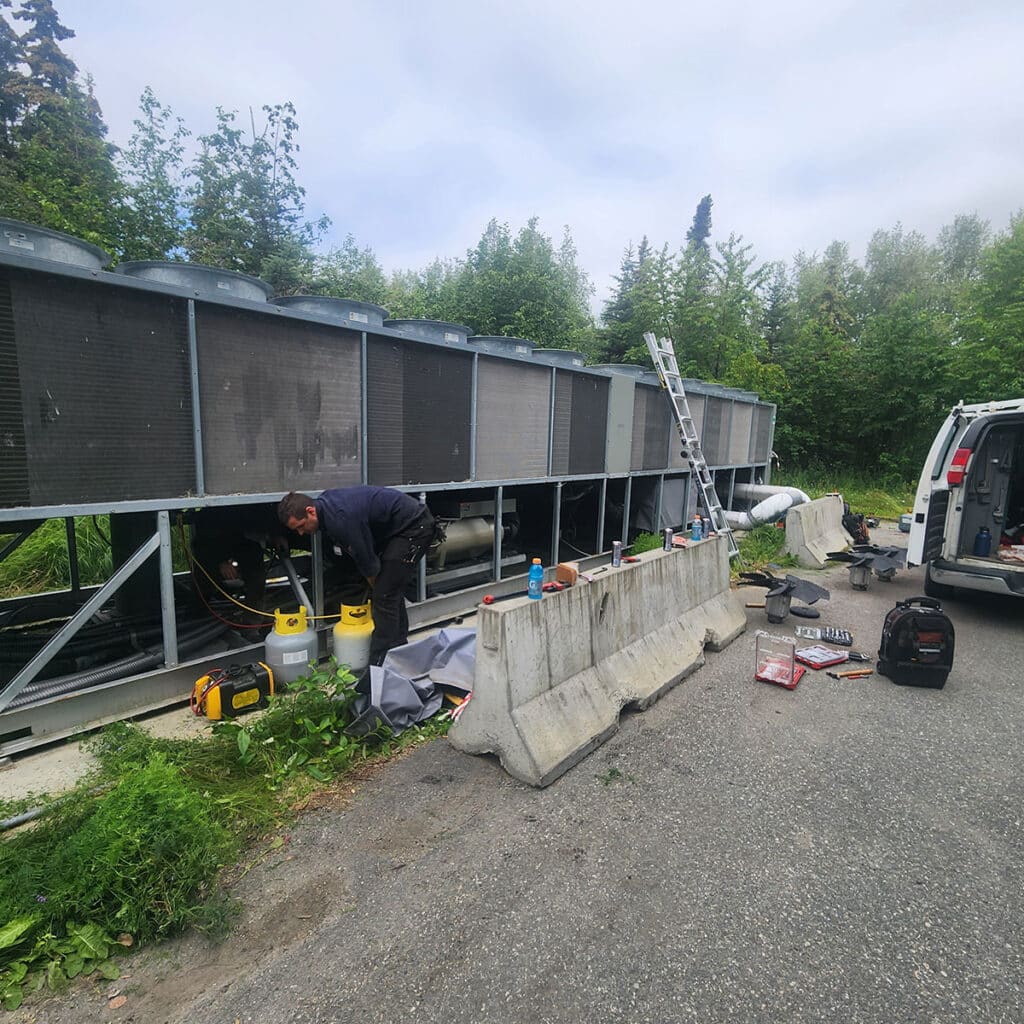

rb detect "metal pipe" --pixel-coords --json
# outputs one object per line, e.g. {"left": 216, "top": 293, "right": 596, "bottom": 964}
{"left": 280, "top": 555, "right": 315, "bottom": 615}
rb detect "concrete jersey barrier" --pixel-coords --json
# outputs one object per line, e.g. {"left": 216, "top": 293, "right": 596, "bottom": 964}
{"left": 783, "top": 495, "right": 853, "bottom": 568}
{"left": 448, "top": 535, "right": 746, "bottom": 787}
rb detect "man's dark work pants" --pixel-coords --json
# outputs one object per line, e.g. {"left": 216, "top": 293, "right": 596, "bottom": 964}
{"left": 369, "top": 511, "right": 436, "bottom": 665}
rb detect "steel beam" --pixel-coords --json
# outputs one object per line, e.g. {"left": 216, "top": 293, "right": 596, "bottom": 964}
{"left": 0, "top": 531, "right": 160, "bottom": 710}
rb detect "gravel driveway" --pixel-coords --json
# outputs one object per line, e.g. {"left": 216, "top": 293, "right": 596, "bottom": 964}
{"left": 28, "top": 529, "right": 1024, "bottom": 1024}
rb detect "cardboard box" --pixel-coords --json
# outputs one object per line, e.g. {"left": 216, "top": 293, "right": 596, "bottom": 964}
{"left": 555, "top": 561, "right": 579, "bottom": 586}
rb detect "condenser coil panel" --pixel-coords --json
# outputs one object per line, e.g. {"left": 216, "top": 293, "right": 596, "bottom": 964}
{"left": 751, "top": 405, "right": 774, "bottom": 462}
{"left": 550, "top": 371, "right": 610, "bottom": 476}
{"left": 631, "top": 384, "right": 671, "bottom": 471}
{"left": 195, "top": 306, "right": 363, "bottom": 494}
{"left": 701, "top": 397, "right": 728, "bottom": 466}
{"left": 1, "top": 267, "right": 194, "bottom": 507}
{"left": 475, "top": 357, "right": 551, "bottom": 481}
{"left": 366, "top": 337, "right": 472, "bottom": 485}
{"left": 550, "top": 372, "right": 572, "bottom": 475}
{"left": 729, "top": 403, "right": 754, "bottom": 465}
{"left": 567, "top": 374, "right": 609, "bottom": 475}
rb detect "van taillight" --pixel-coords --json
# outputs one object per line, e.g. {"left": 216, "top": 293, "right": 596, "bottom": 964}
{"left": 947, "top": 447, "right": 972, "bottom": 485}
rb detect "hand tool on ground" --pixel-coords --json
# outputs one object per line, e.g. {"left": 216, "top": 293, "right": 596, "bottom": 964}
{"left": 579, "top": 567, "right": 609, "bottom": 582}
{"left": 826, "top": 668, "right": 874, "bottom": 679}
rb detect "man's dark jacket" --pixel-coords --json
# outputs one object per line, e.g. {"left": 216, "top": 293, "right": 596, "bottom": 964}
{"left": 314, "top": 486, "right": 426, "bottom": 578}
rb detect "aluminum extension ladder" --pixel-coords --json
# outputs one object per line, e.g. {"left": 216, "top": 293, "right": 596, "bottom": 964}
{"left": 643, "top": 332, "right": 740, "bottom": 559}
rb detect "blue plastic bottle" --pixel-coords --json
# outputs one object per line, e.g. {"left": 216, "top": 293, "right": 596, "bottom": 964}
{"left": 690, "top": 517, "right": 703, "bottom": 542}
{"left": 527, "top": 558, "right": 544, "bottom": 599}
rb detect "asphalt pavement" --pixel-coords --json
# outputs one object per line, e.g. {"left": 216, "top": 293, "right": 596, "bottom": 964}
{"left": 31, "top": 527, "right": 1024, "bottom": 1024}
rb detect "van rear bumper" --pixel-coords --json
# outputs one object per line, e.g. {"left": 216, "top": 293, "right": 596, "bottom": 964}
{"left": 931, "top": 558, "right": 1024, "bottom": 596}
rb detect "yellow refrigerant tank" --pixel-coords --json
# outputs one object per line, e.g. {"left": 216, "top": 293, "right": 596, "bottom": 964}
{"left": 264, "top": 607, "right": 318, "bottom": 685}
{"left": 333, "top": 602, "right": 373, "bottom": 674}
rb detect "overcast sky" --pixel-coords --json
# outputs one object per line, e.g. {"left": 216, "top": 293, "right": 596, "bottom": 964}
{"left": 54, "top": 0, "right": 1024, "bottom": 310}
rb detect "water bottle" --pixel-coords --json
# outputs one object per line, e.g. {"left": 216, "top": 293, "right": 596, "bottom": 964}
{"left": 527, "top": 558, "right": 544, "bottom": 599}
{"left": 611, "top": 541, "right": 622, "bottom": 567}
{"left": 973, "top": 526, "right": 992, "bottom": 557}
{"left": 690, "top": 517, "right": 702, "bottom": 542}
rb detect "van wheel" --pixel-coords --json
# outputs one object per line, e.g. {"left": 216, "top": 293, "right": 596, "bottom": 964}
{"left": 924, "top": 563, "right": 954, "bottom": 599}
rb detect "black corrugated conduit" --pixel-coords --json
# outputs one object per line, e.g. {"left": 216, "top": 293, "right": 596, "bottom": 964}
{"left": 7, "top": 619, "right": 229, "bottom": 710}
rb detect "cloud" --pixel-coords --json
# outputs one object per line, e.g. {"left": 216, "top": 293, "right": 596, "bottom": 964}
{"left": 52, "top": 0, "right": 1024, "bottom": 310}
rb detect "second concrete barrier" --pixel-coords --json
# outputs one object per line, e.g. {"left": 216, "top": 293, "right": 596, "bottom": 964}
{"left": 783, "top": 495, "right": 853, "bottom": 568}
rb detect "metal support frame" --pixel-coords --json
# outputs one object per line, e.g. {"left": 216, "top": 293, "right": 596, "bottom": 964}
{"left": 0, "top": 250, "right": 778, "bottom": 754}
{"left": 655, "top": 475, "right": 665, "bottom": 532}
{"left": 0, "top": 531, "right": 160, "bottom": 711}
{"left": 551, "top": 481, "right": 563, "bottom": 565}
{"left": 64, "top": 518, "right": 80, "bottom": 593}
{"left": 0, "top": 521, "right": 42, "bottom": 564}
{"left": 622, "top": 476, "right": 632, "bottom": 544}
{"left": 311, "top": 531, "right": 325, "bottom": 617}
{"left": 157, "top": 511, "right": 178, "bottom": 667}
{"left": 417, "top": 491, "right": 428, "bottom": 602}
{"left": 493, "top": 486, "right": 504, "bottom": 581}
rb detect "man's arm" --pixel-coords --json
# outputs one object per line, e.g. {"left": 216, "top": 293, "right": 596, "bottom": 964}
{"left": 345, "top": 517, "right": 382, "bottom": 580}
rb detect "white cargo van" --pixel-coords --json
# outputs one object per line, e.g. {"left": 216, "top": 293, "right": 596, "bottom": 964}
{"left": 908, "top": 398, "right": 1024, "bottom": 598}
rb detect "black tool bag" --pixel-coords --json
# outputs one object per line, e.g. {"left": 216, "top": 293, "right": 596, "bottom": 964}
{"left": 877, "top": 596, "right": 955, "bottom": 689}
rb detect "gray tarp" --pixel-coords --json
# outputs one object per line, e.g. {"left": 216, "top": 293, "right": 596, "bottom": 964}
{"left": 347, "top": 627, "right": 475, "bottom": 736}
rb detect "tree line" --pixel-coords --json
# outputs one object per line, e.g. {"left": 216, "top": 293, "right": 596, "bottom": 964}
{"left": 1, "top": 1, "right": 1021, "bottom": 479}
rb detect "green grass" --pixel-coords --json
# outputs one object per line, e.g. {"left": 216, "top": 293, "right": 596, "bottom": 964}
{"left": 773, "top": 469, "right": 916, "bottom": 520}
{"left": 734, "top": 523, "right": 799, "bottom": 575}
{"left": 0, "top": 516, "right": 189, "bottom": 599}
{"left": 0, "top": 659, "right": 451, "bottom": 1008}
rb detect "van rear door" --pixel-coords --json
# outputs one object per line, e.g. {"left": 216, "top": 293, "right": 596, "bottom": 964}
{"left": 907, "top": 410, "right": 968, "bottom": 566}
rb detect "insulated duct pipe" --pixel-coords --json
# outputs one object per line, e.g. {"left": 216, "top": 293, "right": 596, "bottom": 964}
{"left": 723, "top": 492, "right": 799, "bottom": 531}
{"left": 732, "top": 483, "right": 811, "bottom": 505}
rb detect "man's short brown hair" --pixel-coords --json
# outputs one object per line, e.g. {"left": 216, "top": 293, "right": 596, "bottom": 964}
{"left": 278, "top": 491, "right": 315, "bottom": 526}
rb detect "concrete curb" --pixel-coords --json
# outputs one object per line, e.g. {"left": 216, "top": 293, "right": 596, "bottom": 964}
{"left": 448, "top": 536, "right": 746, "bottom": 787}
{"left": 784, "top": 495, "right": 854, "bottom": 568}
